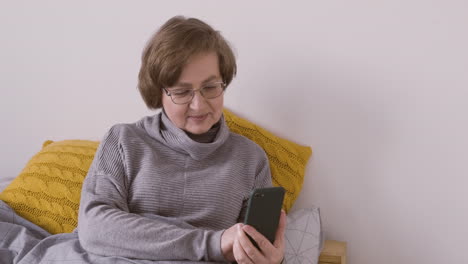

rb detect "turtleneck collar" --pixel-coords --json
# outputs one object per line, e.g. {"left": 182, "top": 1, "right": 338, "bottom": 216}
{"left": 141, "top": 111, "right": 230, "bottom": 161}
{"left": 184, "top": 121, "right": 221, "bottom": 143}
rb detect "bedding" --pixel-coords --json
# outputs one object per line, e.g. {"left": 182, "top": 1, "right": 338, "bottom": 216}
{"left": 0, "top": 195, "right": 322, "bottom": 264}
{"left": 1, "top": 174, "right": 322, "bottom": 263}
{"left": 284, "top": 208, "right": 323, "bottom": 263}
{"left": 1, "top": 199, "right": 203, "bottom": 264}
{"left": 0, "top": 163, "right": 321, "bottom": 262}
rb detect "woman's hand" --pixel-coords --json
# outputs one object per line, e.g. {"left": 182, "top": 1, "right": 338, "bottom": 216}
{"left": 232, "top": 210, "right": 287, "bottom": 264}
{"left": 221, "top": 223, "right": 241, "bottom": 261}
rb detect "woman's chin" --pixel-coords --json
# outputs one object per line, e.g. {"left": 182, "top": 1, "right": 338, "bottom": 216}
{"left": 184, "top": 116, "right": 215, "bottom": 134}
{"left": 183, "top": 123, "right": 211, "bottom": 135}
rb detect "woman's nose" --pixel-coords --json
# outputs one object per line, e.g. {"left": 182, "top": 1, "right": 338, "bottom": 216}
{"left": 189, "top": 90, "right": 207, "bottom": 109}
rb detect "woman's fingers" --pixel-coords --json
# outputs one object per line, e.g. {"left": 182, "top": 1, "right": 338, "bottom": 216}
{"left": 274, "top": 210, "right": 287, "bottom": 249}
{"left": 221, "top": 223, "right": 242, "bottom": 262}
{"left": 238, "top": 225, "right": 268, "bottom": 263}
{"left": 241, "top": 225, "right": 274, "bottom": 253}
{"left": 233, "top": 224, "right": 254, "bottom": 264}
{"left": 234, "top": 211, "right": 287, "bottom": 264}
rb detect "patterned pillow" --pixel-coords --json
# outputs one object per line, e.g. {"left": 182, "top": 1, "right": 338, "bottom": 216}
{"left": 0, "top": 140, "right": 99, "bottom": 234}
{"left": 0, "top": 109, "right": 312, "bottom": 233}
{"left": 284, "top": 207, "right": 323, "bottom": 264}
{"left": 223, "top": 109, "right": 312, "bottom": 211}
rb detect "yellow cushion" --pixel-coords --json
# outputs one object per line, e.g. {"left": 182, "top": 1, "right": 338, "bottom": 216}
{"left": 0, "top": 140, "right": 99, "bottom": 234}
{"left": 0, "top": 110, "right": 311, "bottom": 233}
{"left": 223, "top": 109, "right": 312, "bottom": 211}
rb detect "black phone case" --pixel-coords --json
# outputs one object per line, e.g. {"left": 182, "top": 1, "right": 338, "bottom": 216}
{"left": 243, "top": 187, "right": 285, "bottom": 244}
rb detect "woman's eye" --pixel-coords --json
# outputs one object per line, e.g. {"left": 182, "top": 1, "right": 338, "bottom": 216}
{"left": 203, "top": 85, "right": 217, "bottom": 90}
{"left": 173, "top": 90, "right": 191, "bottom": 96}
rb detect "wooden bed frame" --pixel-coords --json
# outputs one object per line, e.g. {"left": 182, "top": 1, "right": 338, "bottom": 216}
{"left": 319, "top": 240, "right": 347, "bottom": 264}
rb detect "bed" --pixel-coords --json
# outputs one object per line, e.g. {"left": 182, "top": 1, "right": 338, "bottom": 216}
{"left": 0, "top": 109, "right": 346, "bottom": 263}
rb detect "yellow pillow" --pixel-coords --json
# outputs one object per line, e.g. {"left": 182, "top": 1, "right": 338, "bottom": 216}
{"left": 223, "top": 109, "right": 312, "bottom": 212}
{"left": 0, "top": 140, "right": 99, "bottom": 234}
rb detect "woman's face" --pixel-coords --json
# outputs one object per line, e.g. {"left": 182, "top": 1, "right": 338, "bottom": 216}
{"left": 162, "top": 52, "right": 224, "bottom": 135}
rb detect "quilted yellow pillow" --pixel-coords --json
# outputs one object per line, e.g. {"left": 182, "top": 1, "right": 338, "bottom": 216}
{"left": 223, "top": 109, "right": 312, "bottom": 211}
{"left": 0, "top": 140, "right": 99, "bottom": 234}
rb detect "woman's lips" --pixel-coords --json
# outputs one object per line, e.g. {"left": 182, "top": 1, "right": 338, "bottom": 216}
{"left": 188, "top": 114, "right": 208, "bottom": 121}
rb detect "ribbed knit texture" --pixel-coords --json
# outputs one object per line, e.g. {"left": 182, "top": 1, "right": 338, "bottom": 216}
{"left": 77, "top": 112, "right": 272, "bottom": 262}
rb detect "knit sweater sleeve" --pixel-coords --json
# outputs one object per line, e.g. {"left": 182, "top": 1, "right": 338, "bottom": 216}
{"left": 77, "top": 125, "right": 226, "bottom": 262}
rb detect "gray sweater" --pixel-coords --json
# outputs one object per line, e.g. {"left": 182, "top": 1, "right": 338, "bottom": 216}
{"left": 77, "top": 112, "right": 272, "bottom": 263}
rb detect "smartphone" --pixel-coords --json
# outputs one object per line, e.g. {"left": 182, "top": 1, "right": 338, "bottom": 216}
{"left": 243, "top": 187, "right": 285, "bottom": 247}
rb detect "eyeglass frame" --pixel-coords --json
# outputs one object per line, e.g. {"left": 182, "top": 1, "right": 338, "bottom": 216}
{"left": 162, "top": 81, "right": 227, "bottom": 105}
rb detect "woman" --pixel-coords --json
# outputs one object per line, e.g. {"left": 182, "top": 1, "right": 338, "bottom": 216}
{"left": 77, "top": 16, "right": 286, "bottom": 263}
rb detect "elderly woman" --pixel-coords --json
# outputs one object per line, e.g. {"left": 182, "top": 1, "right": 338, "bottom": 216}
{"left": 77, "top": 16, "right": 286, "bottom": 263}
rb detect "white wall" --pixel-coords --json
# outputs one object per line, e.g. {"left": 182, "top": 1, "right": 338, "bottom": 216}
{"left": 1, "top": 1, "right": 467, "bottom": 263}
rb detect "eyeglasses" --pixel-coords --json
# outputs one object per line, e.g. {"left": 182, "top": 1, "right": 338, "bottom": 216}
{"left": 163, "top": 81, "right": 226, "bottom": 105}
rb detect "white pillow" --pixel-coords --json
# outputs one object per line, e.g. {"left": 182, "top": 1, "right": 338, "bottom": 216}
{"left": 284, "top": 207, "right": 323, "bottom": 264}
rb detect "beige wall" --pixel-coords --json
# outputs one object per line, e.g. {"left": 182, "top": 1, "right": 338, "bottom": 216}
{"left": 1, "top": 1, "right": 467, "bottom": 263}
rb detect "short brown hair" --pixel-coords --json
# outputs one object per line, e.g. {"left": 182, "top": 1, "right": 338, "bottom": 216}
{"left": 138, "top": 16, "right": 237, "bottom": 109}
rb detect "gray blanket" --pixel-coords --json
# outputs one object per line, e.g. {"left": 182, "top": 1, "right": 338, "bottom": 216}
{"left": 0, "top": 201, "right": 323, "bottom": 264}
{"left": 0, "top": 201, "right": 213, "bottom": 264}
